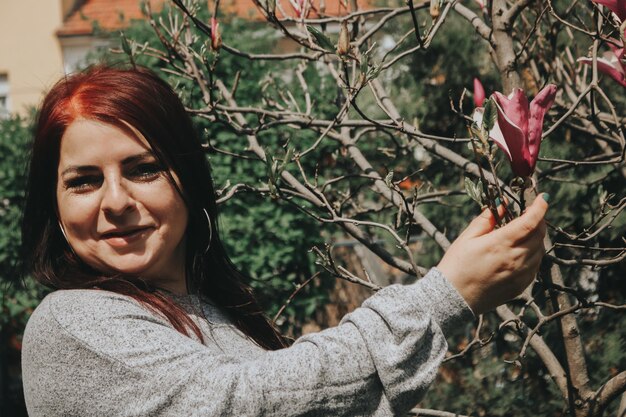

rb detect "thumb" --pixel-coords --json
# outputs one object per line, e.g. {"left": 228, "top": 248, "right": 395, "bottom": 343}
{"left": 460, "top": 207, "right": 497, "bottom": 239}
{"left": 498, "top": 193, "right": 549, "bottom": 243}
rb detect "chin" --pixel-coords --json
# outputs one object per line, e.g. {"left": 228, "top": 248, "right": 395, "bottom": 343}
{"left": 98, "top": 255, "right": 156, "bottom": 277}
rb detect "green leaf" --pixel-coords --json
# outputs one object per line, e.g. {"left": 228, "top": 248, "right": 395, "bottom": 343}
{"left": 384, "top": 171, "right": 394, "bottom": 188}
{"left": 306, "top": 26, "right": 335, "bottom": 52}
{"left": 482, "top": 98, "right": 497, "bottom": 132}
{"left": 469, "top": 124, "right": 483, "bottom": 141}
{"left": 366, "top": 65, "right": 382, "bottom": 81}
{"left": 120, "top": 31, "right": 132, "bottom": 56}
{"left": 360, "top": 50, "right": 369, "bottom": 76}
{"left": 464, "top": 177, "right": 484, "bottom": 206}
{"left": 283, "top": 145, "right": 294, "bottom": 167}
{"left": 265, "top": 153, "right": 275, "bottom": 182}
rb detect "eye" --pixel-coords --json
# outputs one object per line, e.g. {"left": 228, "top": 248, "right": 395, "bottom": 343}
{"left": 128, "top": 162, "right": 165, "bottom": 180}
{"left": 64, "top": 175, "right": 102, "bottom": 192}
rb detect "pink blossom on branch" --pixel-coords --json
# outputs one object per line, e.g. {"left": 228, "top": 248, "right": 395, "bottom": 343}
{"left": 473, "top": 85, "right": 558, "bottom": 177}
{"left": 578, "top": 48, "right": 626, "bottom": 88}
{"left": 473, "top": 78, "right": 486, "bottom": 107}
{"left": 609, "top": 37, "right": 625, "bottom": 60}
{"left": 210, "top": 17, "right": 222, "bottom": 50}
{"left": 578, "top": 2, "right": 626, "bottom": 87}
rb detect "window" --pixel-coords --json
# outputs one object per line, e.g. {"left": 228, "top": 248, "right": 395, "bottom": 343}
{"left": 0, "top": 74, "right": 9, "bottom": 119}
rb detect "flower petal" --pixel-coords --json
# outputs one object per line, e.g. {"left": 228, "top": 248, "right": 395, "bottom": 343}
{"left": 473, "top": 78, "right": 486, "bottom": 107}
{"left": 601, "top": 50, "right": 626, "bottom": 73}
{"left": 527, "top": 84, "right": 557, "bottom": 171}
{"left": 492, "top": 98, "right": 533, "bottom": 177}
{"left": 472, "top": 107, "right": 512, "bottom": 160}
{"left": 471, "top": 106, "right": 483, "bottom": 125}
{"left": 493, "top": 89, "right": 530, "bottom": 140}
{"left": 578, "top": 55, "right": 626, "bottom": 88}
{"left": 607, "top": 38, "right": 624, "bottom": 61}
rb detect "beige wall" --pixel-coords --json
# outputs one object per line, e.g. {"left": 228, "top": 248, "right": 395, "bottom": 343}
{"left": 0, "top": 1, "right": 65, "bottom": 115}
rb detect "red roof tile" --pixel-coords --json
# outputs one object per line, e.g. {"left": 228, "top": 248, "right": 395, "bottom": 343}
{"left": 57, "top": 0, "right": 165, "bottom": 37}
{"left": 57, "top": 0, "right": 374, "bottom": 37}
{"left": 219, "top": 0, "right": 374, "bottom": 20}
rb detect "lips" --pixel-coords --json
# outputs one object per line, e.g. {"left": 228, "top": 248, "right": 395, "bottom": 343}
{"left": 101, "top": 226, "right": 153, "bottom": 248}
{"left": 101, "top": 226, "right": 152, "bottom": 239}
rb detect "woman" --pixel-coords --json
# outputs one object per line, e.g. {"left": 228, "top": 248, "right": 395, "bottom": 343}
{"left": 21, "top": 65, "right": 548, "bottom": 416}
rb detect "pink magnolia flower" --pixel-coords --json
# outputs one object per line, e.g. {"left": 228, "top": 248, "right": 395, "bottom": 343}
{"left": 578, "top": 1, "right": 626, "bottom": 87}
{"left": 473, "top": 78, "right": 486, "bottom": 107}
{"left": 578, "top": 40, "right": 626, "bottom": 88}
{"left": 473, "top": 84, "right": 557, "bottom": 177}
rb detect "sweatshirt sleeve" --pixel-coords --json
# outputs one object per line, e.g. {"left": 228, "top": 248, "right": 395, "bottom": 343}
{"left": 22, "top": 268, "right": 474, "bottom": 417}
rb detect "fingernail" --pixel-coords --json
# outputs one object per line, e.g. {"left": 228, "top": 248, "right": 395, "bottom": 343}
{"left": 542, "top": 193, "right": 550, "bottom": 203}
{"left": 494, "top": 197, "right": 501, "bottom": 206}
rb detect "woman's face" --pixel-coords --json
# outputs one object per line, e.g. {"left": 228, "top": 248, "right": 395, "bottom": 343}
{"left": 56, "top": 118, "right": 189, "bottom": 291}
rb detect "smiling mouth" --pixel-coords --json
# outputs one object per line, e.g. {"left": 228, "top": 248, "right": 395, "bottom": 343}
{"left": 101, "top": 227, "right": 153, "bottom": 246}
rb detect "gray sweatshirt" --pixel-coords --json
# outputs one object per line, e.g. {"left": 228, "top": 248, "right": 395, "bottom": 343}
{"left": 22, "top": 268, "right": 473, "bottom": 416}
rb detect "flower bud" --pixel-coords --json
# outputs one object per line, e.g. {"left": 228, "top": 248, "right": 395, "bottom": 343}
{"left": 336, "top": 21, "right": 350, "bottom": 56}
{"left": 210, "top": 17, "right": 222, "bottom": 51}
{"left": 473, "top": 78, "right": 485, "bottom": 107}
{"left": 430, "top": 0, "right": 440, "bottom": 18}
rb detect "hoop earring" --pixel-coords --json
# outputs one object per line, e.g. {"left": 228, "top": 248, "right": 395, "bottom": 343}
{"left": 58, "top": 221, "right": 69, "bottom": 242}
{"left": 202, "top": 208, "right": 213, "bottom": 254}
{"left": 58, "top": 221, "right": 76, "bottom": 256}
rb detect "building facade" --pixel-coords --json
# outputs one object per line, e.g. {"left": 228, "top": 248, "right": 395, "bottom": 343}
{"left": 0, "top": 0, "right": 71, "bottom": 116}
{"left": 0, "top": 0, "right": 371, "bottom": 116}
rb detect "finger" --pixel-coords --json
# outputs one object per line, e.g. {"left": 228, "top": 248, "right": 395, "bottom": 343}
{"left": 495, "top": 199, "right": 508, "bottom": 218}
{"left": 528, "top": 215, "right": 547, "bottom": 239}
{"left": 460, "top": 207, "right": 497, "bottom": 239}
{"left": 496, "top": 194, "right": 549, "bottom": 244}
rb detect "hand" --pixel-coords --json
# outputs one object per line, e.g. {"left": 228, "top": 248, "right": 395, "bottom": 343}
{"left": 436, "top": 194, "right": 548, "bottom": 315}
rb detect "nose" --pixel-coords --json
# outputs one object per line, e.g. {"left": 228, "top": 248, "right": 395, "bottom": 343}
{"left": 101, "top": 176, "right": 134, "bottom": 216}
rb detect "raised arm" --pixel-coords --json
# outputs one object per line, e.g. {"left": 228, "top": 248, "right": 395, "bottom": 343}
{"left": 22, "top": 196, "right": 548, "bottom": 417}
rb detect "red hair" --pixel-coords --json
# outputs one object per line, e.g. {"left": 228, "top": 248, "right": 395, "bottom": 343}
{"left": 21, "top": 65, "right": 286, "bottom": 349}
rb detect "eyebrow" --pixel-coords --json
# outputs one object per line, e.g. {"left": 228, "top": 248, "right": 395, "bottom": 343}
{"left": 60, "top": 151, "right": 156, "bottom": 177}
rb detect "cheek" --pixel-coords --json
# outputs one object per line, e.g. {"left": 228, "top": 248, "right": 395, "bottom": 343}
{"left": 57, "top": 192, "right": 99, "bottom": 240}
{"left": 167, "top": 195, "right": 189, "bottom": 237}
{"left": 144, "top": 182, "right": 188, "bottom": 235}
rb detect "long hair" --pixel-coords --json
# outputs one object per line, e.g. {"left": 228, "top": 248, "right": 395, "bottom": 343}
{"left": 20, "top": 65, "right": 285, "bottom": 350}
